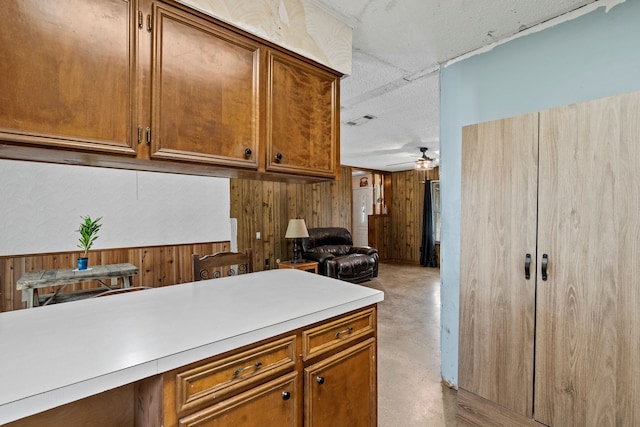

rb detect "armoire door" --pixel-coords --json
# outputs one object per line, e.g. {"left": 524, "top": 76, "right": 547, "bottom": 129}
{"left": 459, "top": 113, "right": 539, "bottom": 417}
{"left": 535, "top": 91, "right": 640, "bottom": 426}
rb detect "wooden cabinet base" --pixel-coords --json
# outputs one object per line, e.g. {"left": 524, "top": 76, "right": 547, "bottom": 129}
{"left": 457, "top": 389, "right": 540, "bottom": 427}
{"left": 4, "top": 385, "right": 134, "bottom": 427}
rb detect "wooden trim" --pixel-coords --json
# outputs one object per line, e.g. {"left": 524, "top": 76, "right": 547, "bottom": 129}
{"left": 457, "top": 389, "right": 542, "bottom": 427}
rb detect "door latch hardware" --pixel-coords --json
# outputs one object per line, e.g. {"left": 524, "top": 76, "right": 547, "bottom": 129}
{"left": 541, "top": 253, "right": 549, "bottom": 281}
{"left": 524, "top": 253, "right": 531, "bottom": 280}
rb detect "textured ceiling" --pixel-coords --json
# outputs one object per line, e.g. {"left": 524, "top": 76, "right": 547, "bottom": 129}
{"left": 314, "top": 0, "right": 599, "bottom": 171}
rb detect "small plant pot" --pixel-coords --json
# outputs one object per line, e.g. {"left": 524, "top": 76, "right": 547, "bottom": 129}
{"left": 77, "top": 257, "right": 89, "bottom": 270}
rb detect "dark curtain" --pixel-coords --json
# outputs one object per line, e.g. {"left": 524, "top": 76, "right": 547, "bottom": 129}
{"left": 420, "top": 179, "right": 438, "bottom": 267}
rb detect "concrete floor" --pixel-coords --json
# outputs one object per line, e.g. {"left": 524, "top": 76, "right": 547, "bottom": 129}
{"left": 362, "top": 262, "right": 458, "bottom": 426}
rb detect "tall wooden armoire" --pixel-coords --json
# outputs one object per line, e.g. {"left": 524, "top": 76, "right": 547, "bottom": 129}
{"left": 458, "top": 91, "right": 640, "bottom": 427}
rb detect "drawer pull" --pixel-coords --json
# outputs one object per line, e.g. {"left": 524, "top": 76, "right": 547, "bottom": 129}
{"left": 335, "top": 327, "right": 353, "bottom": 338}
{"left": 233, "top": 361, "right": 262, "bottom": 377}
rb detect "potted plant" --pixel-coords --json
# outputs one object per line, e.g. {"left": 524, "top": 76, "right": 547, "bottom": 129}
{"left": 76, "top": 215, "right": 102, "bottom": 270}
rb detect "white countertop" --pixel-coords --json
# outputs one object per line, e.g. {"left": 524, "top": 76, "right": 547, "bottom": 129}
{"left": 0, "top": 269, "right": 383, "bottom": 424}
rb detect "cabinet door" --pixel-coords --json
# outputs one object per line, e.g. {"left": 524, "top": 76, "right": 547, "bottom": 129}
{"left": 535, "top": 92, "right": 640, "bottom": 426}
{"left": 150, "top": 3, "right": 260, "bottom": 169}
{"left": 178, "top": 373, "right": 297, "bottom": 427}
{"left": 304, "top": 338, "right": 376, "bottom": 427}
{"left": 459, "top": 113, "right": 538, "bottom": 417}
{"left": 266, "top": 50, "right": 339, "bottom": 178}
{"left": 0, "top": 0, "right": 137, "bottom": 154}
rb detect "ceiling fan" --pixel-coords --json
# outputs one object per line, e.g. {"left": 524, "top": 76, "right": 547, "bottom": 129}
{"left": 386, "top": 147, "right": 435, "bottom": 168}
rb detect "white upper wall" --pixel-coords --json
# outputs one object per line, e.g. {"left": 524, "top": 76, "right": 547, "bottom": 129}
{"left": 0, "top": 160, "right": 230, "bottom": 256}
{"left": 179, "top": 0, "right": 353, "bottom": 75}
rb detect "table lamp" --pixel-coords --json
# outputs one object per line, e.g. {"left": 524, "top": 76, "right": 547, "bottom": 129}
{"left": 285, "top": 218, "right": 309, "bottom": 263}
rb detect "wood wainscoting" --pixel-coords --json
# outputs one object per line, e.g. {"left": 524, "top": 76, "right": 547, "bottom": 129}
{"left": 0, "top": 241, "right": 230, "bottom": 312}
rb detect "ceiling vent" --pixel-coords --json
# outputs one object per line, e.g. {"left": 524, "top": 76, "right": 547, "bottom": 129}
{"left": 345, "top": 114, "right": 377, "bottom": 126}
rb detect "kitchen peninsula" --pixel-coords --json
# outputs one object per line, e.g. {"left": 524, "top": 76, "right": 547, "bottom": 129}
{"left": 0, "top": 269, "right": 383, "bottom": 426}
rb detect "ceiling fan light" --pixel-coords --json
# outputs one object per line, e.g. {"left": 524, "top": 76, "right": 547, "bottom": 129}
{"left": 415, "top": 158, "right": 432, "bottom": 170}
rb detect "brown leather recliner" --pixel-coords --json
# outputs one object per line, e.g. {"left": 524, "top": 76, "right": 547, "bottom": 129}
{"left": 301, "top": 227, "right": 379, "bottom": 283}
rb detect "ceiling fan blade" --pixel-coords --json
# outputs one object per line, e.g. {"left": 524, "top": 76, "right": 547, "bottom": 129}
{"left": 385, "top": 160, "right": 419, "bottom": 166}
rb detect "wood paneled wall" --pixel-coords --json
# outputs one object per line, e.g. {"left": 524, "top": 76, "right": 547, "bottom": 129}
{"left": 230, "top": 167, "right": 352, "bottom": 271}
{"left": 388, "top": 167, "right": 439, "bottom": 264}
{"left": 368, "top": 215, "right": 391, "bottom": 260}
{"left": 230, "top": 165, "right": 439, "bottom": 268}
{"left": 0, "top": 241, "right": 229, "bottom": 312}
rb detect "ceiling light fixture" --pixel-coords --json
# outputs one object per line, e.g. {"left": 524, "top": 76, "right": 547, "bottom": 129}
{"left": 415, "top": 147, "right": 434, "bottom": 170}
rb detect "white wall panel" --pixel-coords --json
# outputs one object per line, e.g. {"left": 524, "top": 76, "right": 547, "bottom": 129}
{"left": 0, "top": 160, "right": 230, "bottom": 256}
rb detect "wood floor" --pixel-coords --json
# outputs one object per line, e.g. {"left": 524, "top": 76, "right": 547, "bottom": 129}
{"left": 361, "top": 262, "right": 457, "bottom": 426}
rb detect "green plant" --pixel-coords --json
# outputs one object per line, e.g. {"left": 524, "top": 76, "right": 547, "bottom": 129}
{"left": 77, "top": 215, "right": 102, "bottom": 258}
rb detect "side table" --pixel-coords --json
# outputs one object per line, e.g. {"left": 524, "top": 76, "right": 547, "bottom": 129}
{"left": 16, "top": 263, "right": 139, "bottom": 308}
{"left": 277, "top": 260, "right": 319, "bottom": 274}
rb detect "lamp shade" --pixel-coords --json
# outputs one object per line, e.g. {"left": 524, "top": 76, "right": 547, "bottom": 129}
{"left": 285, "top": 219, "right": 309, "bottom": 239}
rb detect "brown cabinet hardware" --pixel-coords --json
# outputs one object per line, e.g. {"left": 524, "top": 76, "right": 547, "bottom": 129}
{"left": 233, "top": 361, "right": 263, "bottom": 377}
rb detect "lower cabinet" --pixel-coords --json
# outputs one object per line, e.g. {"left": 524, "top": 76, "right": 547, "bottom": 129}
{"left": 304, "top": 339, "right": 376, "bottom": 427}
{"left": 139, "top": 306, "right": 377, "bottom": 427}
{"left": 7, "top": 306, "right": 377, "bottom": 427}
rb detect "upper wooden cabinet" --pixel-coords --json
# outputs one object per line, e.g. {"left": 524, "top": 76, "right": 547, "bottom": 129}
{"left": 0, "top": 0, "right": 137, "bottom": 155}
{"left": 0, "top": 0, "right": 340, "bottom": 181}
{"left": 149, "top": 2, "right": 261, "bottom": 169}
{"left": 266, "top": 50, "right": 339, "bottom": 178}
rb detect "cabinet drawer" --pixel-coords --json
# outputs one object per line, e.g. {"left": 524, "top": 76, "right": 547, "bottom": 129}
{"left": 302, "top": 307, "right": 376, "bottom": 361}
{"left": 178, "top": 372, "right": 298, "bottom": 427}
{"left": 175, "top": 335, "right": 296, "bottom": 414}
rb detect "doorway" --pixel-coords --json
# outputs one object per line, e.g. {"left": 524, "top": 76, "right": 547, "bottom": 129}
{"left": 352, "top": 186, "right": 373, "bottom": 246}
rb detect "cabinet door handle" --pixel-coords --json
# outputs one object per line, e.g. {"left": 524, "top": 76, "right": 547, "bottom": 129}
{"left": 282, "top": 391, "right": 291, "bottom": 401}
{"left": 274, "top": 152, "right": 283, "bottom": 162}
{"left": 524, "top": 253, "right": 531, "bottom": 280}
{"left": 316, "top": 376, "right": 325, "bottom": 385}
{"left": 233, "top": 361, "right": 262, "bottom": 377}
{"left": 541, "top": 253, "right": 548, "bottom": 281}
{"left": 335, "top": 327, "right": 353, "bottom": 338}
{"left": 244, "top": 148, "right": 252, "bottom": 157}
